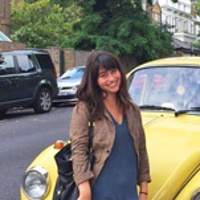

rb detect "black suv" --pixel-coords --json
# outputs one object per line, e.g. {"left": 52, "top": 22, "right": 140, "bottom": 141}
{"left": 0, "top": 49, "right": 58, "bottom": 117}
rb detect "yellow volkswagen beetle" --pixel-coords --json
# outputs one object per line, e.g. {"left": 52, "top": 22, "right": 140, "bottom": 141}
{"left": 21, "top": 57, "right": 200, "bottom": 200}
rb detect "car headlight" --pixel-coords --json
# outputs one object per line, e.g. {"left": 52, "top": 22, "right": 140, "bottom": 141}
{"left": 22, "top": 166, "right": 49, "bottom": 200}
{"left": 192, "top": 190, "right": 200, "bottom": 200}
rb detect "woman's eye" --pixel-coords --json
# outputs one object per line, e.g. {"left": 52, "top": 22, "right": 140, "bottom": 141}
{"left": 111, "top": 69, "right": 118, "bottom": 73}
{"left": 99, "top": 73, "right": 106, "bottom": 78}
{"left": 98, "top": 69, "right": 118, "bottom": 78}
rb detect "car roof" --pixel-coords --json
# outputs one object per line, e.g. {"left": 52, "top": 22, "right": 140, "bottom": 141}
{"left": 73, "top": 65, "right": 85, "bottom": 69}
{"left": 126, "top": 57, "right": 200, "bottom": 77}
{"left": 135, "top": 57, "right": 200, "bottom": 69}
{"left": 0, "top": 48, "right": 49, "bottom": 55}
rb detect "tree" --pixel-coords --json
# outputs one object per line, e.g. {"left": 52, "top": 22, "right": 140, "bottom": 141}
{"left": 25, "top": 0, "right": 71, "bottom": 7}
{"left": 63, "top": 0, "right": 173, "bottom": 62}
{"left": 11, "top": 0, "right": 81, "bottom": 48}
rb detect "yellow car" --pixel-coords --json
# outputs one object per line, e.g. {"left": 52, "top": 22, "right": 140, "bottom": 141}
{"left": 21, "top": 57, "right": 200, "bottom": 200}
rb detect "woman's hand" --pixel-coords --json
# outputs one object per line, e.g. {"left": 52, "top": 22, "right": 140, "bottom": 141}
{"left": 139, "top": 181, "right": 148, "bottom": 200}
{"left": 77, "top": 181, "right": 91, "bottom": 200}
{"left": 139, "top": 193, "right": 148, "bottom": 200}
{"left": 78, "top": 192, "right": 91, "bottom": 200}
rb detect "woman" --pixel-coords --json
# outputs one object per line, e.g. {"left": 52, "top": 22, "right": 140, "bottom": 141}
{"left": 70, "top": 51, "right": 151, "bottom": 200}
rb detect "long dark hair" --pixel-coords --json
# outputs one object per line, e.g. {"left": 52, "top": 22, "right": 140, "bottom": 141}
{"left": 77, "top": 50, "right": 132, "bottom": 120}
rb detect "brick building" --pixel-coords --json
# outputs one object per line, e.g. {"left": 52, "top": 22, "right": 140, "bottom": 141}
{"left": 0, "top": 0, "right": 11, "bottom": 37}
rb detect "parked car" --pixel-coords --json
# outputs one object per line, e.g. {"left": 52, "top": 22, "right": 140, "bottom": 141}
{"left": 0, "top": 49, "right": 58, "bottom": 118}
{"left": 53, "top": 66, "right": 85, "bottom": 105}
{"left": 20, "top": 57, "right": 200, "bottom": 200}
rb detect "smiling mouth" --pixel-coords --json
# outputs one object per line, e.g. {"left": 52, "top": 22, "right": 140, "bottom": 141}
{"left": 107, "top": 81, "right": 118, "bottom": 87}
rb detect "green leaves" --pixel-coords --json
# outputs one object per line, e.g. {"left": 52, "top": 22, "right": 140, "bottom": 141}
{"left": 11, "top": 0, "right": 173, "bottom": 62}
{"left": 11, "top": 0, "right": 81, "bottom": 48}
{"left": 64, "top": 0, "right": 172, "bottom": 62}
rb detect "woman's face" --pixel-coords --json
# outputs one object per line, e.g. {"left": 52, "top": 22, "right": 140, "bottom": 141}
{"left": 97, "top": 66, "right": 121, "bottom": 95}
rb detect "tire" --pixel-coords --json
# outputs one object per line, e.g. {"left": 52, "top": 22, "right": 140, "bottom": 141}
{"left": 33, "top": 88, "right": 52, "bottom": 113}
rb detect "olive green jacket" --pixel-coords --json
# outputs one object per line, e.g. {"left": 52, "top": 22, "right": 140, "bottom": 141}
{"left": 70, "top": 102, "right": 151, "bottom": 186}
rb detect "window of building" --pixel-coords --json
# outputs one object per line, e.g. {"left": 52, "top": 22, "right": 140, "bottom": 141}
{"left": 153, "top": 12, "right": 160, "bottom": 22}
{"left": 183, "top": 21, "right": 188, "bottom": 32}
{"left": 184, "top": 5, "right": 186, "bottom": 12}
{"left": 191, "top": 24, "right": 194, "bottom": 34}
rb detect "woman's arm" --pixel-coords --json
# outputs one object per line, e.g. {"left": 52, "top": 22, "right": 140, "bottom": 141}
{"left": 70, "top": 102, "right": 94, "bottom": 185}
{"left": 78, "top": 181, "right": 91, "bottom": 200}
{"left": 134, "top": 104, "right": 151, "bottom": 183}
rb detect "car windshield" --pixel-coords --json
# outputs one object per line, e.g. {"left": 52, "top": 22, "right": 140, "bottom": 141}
{"left": 60, "top": 67, "right": 85, "bottom": 79}
{"left": 128, "top": 66, "right": 200, "bottom": 112}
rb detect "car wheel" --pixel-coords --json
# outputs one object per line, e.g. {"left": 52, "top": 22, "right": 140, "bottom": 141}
{"left": 33, "top": 88, "right": 52, "bottom": 113}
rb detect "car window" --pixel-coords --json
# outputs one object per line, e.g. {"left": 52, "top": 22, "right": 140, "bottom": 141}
{"left": 0, "top": 55, "right": 16, "bottom": 75}
{"left": 60, "top": 67, "right": 85, "bottom": 79}
{"left": 128, "top": 67, "right": 200, "bottom": 110}
{"left": 17, "top": 55, "right": 36, "bottom": 73}
{"left": 35, "top": 54, "right": 54, "bottom": 70}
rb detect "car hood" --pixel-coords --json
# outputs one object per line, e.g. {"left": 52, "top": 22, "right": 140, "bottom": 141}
{"left": 27, "top": 144, "right": 59, "bottom": 175}
{"left": 142, "top": 112, "right": 200, "bottom": 199}
{"left": 57, "top": 78, "right": 81, "bottom": 87}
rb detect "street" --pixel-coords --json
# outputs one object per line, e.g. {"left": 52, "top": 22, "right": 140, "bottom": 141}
{"left": 0, "top": 106, "right": 74, "bottom": 200}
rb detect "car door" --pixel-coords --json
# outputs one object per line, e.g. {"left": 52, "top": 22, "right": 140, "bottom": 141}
{"left": 0, "top": 54, "right": 18, "bottom": 104}
{"left": 15, "top": 54, "right": 40, "bottom": 100}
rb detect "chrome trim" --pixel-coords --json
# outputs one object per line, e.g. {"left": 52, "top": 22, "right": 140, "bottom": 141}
{"left": 192, "top": 189, "right": 200, "bottom": 200}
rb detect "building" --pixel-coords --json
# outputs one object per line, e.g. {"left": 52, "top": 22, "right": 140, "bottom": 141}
{"left": 146, "top": 1, "right": 162, "bottom": 26}
{"left": 158, "top": 0, "right": 199, "bottom": 44}
{"left": 0, "top": 0, "right": 11, "bottom": 37}
{"left": 0, "top": 0, "right": 25, "bottom": 51}
{"left": 144, "top": 0, "right": 200, "bottom": 56}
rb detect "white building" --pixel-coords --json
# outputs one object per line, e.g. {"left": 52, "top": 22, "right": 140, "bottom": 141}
{"left": 144, "top": 0, "right": 200, "bottom": 44}
{"left": 159, "top": 0, "right": 200, "bottom": 44}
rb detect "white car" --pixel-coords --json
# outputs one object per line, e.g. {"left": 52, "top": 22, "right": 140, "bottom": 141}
{"left": 53, "top": 66, "right": 85, "bottom": 105}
